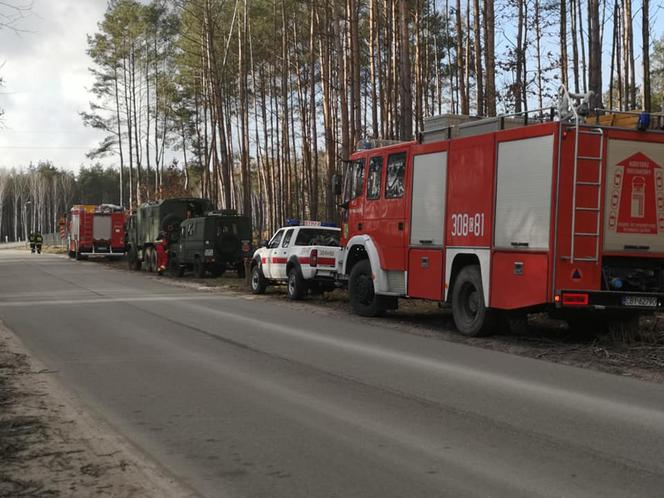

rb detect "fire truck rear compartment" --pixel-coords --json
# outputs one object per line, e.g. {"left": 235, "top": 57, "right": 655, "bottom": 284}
{"left": 602, "top": 256, "right": 664, "bottom": 293}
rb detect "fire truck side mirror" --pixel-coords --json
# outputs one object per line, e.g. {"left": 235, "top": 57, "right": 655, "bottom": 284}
{"left": 331, "top": 174, "right": 342, "bottom": 196}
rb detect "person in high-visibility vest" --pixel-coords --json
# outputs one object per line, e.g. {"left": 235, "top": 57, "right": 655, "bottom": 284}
{"left": 29, "top": 232, "right": 43, "bottom": 254}
{"left": 34, "top": 232, "right": 43, "bottom": 254}
{"left": 155, "top": 231, "right": 169, "bottom": 274}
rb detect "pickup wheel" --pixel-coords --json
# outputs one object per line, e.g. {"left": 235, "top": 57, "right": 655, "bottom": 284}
{"left": 287, "top": 268, "right": 307, "bottom": 301}
{"left": 349, "top": 260, "right": 385, "bottom": 317}
{"left": 251, "top": 265, "right": 267, "bottom": 294}
{"left": 193, "top": 258, "right": 206, "bottom": 278}
{"left": 451, "top": 265, "right": 495, "bottom": 337}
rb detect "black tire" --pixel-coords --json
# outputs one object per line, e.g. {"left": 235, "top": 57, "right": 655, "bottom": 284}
{"left": 169, "top": 254, "right": 184, "bottom": 278}
{"left": 237, "top": 262, "right": 246, "bottom": 279}
{"left": 209, "top": 265, "right": 225, "bottom": 278}
{"left": 193, "top": 258, "right": 206, "bottom": 278}
{"left": 128, "top": 247, "right": 141, "bottom": 271}
{"left": 606, "top": 314, "right": 641, "bottom": 342}
{"left": 566, "top": 314, "right": 606, "bottom": 338}
{"left": 145, "top": 247, "right": 154, "bottom": 273}
{"left": 250, "top": 265, "right": 267, "bottom": 294}
{"left": 451, "top": 265, "right": 495, "bottom": 337}
{"left": 499, "top": 311, "right": 529, "bottom": 335}
{"left": 349, "top": 260, "right": 385, "bottom": 317}
{"left": 287, "top": 267, "right": 307, "bottom": 301}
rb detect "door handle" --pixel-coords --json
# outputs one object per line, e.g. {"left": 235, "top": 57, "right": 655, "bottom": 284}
{"left": 398, "top": 222, "right": 404, "bottom": 231}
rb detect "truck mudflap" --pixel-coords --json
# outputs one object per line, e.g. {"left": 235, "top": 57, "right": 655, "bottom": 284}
{"left": 556, "top": 290, "right": 664, "bottom": 310}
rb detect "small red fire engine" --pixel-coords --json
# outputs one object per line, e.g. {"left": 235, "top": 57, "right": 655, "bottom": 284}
{"left": 335, "top": 88, "right": 664, "bottom": 336}
{"left": 67, "top": 204, "right": 126, "bottom": 260}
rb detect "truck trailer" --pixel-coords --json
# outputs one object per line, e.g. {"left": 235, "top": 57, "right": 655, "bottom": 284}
{"left": 335, "top": 89, "right": 664, "bottom": 336}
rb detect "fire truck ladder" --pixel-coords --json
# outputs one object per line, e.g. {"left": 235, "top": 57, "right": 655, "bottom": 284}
{"left": 570, "top": 123, "right": 605, "bottom": 263}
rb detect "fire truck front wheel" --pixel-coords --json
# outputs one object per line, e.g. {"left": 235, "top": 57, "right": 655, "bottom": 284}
{"left": 349, "top": 260, "right": 385, "bottom": 317}
{"left": 451, "top": 265, "right": 495, "bottom": 337}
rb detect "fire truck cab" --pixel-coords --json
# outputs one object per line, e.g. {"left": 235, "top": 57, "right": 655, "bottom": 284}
{"left": 337, "top": 90, "right": 664, "bottom": 336}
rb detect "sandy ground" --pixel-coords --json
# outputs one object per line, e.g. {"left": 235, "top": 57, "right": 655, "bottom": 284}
{"left": 0, "top": 322, "right": 196, "bottom": 498}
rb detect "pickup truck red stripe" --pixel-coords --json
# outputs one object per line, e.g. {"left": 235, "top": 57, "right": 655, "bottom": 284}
{"left": 299, "top": 257, "right": 337, "bottom": 266}
{"left": 271, "top": 257, "right": 288, "bottom": 264}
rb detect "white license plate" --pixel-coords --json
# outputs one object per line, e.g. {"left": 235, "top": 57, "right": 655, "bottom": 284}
{"left": 204, "top": 249, "right": 214, "bottom": 256}
{"left": 622, "top": 295, "right": 658, "bottom": 307}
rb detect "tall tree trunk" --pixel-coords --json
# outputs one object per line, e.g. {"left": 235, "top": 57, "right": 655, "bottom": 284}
{"left": 642, "top": 0, "right": 651, "bottom": 111}
{"left": 560, "top": 0, "right": 569, "bottom": 89}
{"left": 473, "top": 0, "right": 483, "bottom": 115}
{"left": 455, "top": 0, "right": 467, "bottom": 114}
{"left": 587, "top": 0, "right": 602, "bottom": 111}
{"left": 398, "top": 0, "right": 412, "bottom": 139}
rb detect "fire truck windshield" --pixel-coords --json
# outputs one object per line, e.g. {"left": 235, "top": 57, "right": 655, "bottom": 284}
{"left": 342, "top": 160, "right": 365, "bottom": 205}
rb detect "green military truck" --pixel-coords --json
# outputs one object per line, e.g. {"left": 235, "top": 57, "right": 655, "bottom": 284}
{"left": 125, "top": 198, "right": 213, "bottom": 272}
{"left": 169, "top": 210, "right": 253, "bottom": 278}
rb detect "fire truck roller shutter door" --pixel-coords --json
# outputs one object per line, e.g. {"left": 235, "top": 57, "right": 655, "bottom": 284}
{"left": 410, "top": 151, "right": 447, "bottom": 247}
{"left": 494, "top": 134, "right": 554, "bottom": 250}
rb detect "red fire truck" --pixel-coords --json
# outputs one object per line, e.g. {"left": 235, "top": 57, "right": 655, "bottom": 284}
{"left": 67, "top": 204, "right": 126, "bottom": 260}
{"left": 335, "top": 89, "right": 664, "bottom": 336}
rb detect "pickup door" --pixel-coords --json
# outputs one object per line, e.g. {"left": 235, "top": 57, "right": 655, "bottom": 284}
{"left": 266, "top": 228, "right": 294, "bottom": 279}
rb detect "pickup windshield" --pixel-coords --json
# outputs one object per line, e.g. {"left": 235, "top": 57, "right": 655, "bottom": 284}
{"left": 294, "top": 229, "right": 340, "bottom": 247}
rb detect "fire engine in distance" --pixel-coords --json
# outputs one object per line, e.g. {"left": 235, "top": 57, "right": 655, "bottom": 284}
{"left": 250, "top": 221, "right": 342, "bottom": 300}
{"left": 333, "top": 87, "right": 664, "bottom": 336}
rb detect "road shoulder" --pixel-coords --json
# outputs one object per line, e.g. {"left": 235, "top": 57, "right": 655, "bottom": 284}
{"left": 0, "top": 320, "right": 197, "bottom": 497}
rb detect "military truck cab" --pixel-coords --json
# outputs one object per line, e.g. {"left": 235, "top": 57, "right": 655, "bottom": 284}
{"left": 170, "top": 211, "right": 253, "bottom": 278}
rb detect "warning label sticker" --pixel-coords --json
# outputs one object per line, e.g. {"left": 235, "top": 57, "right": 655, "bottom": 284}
{"left": 607, "top": 152, "right": 663, "bottom": 235}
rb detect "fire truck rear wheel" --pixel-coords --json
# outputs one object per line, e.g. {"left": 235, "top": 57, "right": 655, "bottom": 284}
{"left": 287, "top": 268, "right": 307, "bottom": 301}
{"left": 251, "top": 265, "right": 267, "bottom": 294}
{"left": 452, "top": 265, "right": 495, "bottom": 337}
{"left": 349, "top": 260, "right": 385, "bottom": 317}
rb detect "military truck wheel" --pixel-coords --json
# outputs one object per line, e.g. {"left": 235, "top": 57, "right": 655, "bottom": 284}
{"left": 128, "top": 247, "right": 140, "bottom": 271}
{"left": 250, "top": 265, "right": 267, "bottom": 294}
{"left": 349, "top": 260, "right": 385, "bottom": 317}
{"left": 169, "top": 255, "right": 184, "bottom": 278}
{"left": 193, "top": 258, "right": 206, "bottom": 278}
{"left": 145, "top": 247, "right": 155, "bottom": 272}
{"left": 287, "top": 268, "right": 307, "bottom": 301}
{"left": 451, "top": 265, "right": 495, "bottom": 337}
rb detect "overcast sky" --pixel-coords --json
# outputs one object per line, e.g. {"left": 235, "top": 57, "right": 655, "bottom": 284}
{"left": 0, "top": 0, "right": 108, "bottom": 172}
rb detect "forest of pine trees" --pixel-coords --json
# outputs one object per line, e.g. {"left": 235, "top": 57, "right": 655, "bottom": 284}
{"left": 3, "top": 0, "right": 664, "bottom": 242}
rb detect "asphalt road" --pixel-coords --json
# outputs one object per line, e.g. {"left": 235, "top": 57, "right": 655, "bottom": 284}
{"left": 1, "top": 249, "right": 663, "bottom": 498}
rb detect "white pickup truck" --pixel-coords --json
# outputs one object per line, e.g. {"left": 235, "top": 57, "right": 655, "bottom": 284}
{"left": 250, "top": 224, "right": 342, "bottom": 300}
